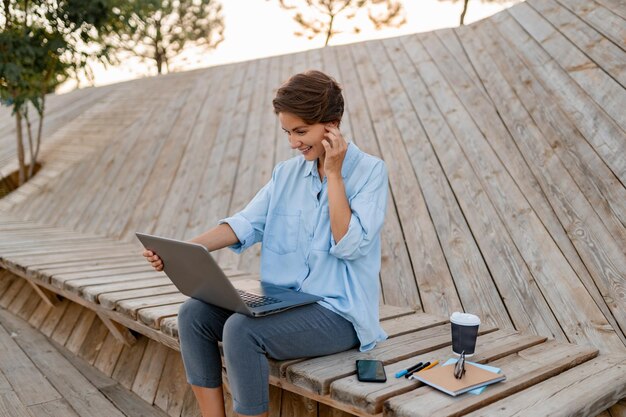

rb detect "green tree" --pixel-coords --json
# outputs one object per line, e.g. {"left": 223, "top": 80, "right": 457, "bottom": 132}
{"left": 0, "top": 0, "right": 131, "bottom": 186}
{"left": 106, "top": 0, "right": 224, "bottom": 75}
{"left": 439, "top": 0, "right": 511, "bottom": 26}
{"left": 276, "top": 0, "right": 407, "bottom": 47}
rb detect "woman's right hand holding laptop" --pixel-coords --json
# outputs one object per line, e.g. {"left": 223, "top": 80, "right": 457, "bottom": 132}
{"left": 143, "top": 250, "right": 164, "bottom": 271}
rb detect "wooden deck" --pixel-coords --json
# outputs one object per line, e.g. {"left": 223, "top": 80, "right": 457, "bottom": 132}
{"left": 0, "top": 282, "right": 174, "bottom": 417}
{"left": 0, "top": 0, "right": 625, "bottom": 415}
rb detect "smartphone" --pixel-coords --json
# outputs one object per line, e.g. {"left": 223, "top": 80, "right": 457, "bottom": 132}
{"left": 356, "top": 359, "right": 387, "bottom": 383}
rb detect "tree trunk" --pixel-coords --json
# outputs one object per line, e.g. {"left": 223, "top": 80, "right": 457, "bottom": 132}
{"left": 30, "top": 96, "right": 45, "bottom": 178}
{"left": 15, "top": 110, "right": 26, "bottom": 186}
{"left": 24, "top": 106, "right": 35, "bottom": 181}
{"left": 325, "top": 14, "right": 335, "bottom": 47}
{"left": 460, "top": 0, "right": 470, "bottom": 25}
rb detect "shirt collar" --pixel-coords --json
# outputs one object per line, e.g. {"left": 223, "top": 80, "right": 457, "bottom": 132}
{"left": 303, "top": 142, "right": 359, "bottom": 179}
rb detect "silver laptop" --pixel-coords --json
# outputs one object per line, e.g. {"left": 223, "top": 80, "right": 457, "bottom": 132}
{"left": 136, "top": 232, "right": 323, "bottom": 317}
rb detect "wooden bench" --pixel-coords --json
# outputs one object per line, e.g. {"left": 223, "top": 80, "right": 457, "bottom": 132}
{"left": 2, "top": 212, "right": 625, "bottom": 416}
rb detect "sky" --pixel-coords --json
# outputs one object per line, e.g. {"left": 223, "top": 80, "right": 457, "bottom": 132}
{"left": 57, "top": 0, "right": 520, "bottom": 94}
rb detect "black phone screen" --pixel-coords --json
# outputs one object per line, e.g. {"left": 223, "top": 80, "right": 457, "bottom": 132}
{"left": 356, "top": 359, "right": 387, "bottom": 382}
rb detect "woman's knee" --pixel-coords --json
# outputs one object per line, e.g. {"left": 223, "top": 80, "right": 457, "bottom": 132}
{"left": 223, "top": 314, "right": 260, "bottom": 349}
{"left": 177, "top": 298, "right": 204, "bottom": 328}
{"left": 178, "top": 299, "right": 228, "bottom": 338}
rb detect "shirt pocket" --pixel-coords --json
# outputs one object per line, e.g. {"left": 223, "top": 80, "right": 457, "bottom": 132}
{"left": 264, "top": 210, "right": 301, "bottom": 255}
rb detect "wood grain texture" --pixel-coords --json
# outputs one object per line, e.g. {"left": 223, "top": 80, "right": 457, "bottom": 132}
{"left": 462, "top": 355, "right": 626, "bottom": 417}
{"left": 384, "top": 340, "right": 598, "bottom": 417}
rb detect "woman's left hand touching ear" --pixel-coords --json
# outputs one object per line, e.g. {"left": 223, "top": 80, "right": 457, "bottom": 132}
{"left": 322, "top": 125, "right": 348, "bottom": 178}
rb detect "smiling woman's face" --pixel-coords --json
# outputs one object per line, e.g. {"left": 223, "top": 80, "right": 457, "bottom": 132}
{"left": 279, "top": 112, "right": 332, "bottom": 162}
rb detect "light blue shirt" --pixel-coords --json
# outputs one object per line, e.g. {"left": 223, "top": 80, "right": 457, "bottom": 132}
{"left": 219, "top": 142, "right": 388, "bottom": 351}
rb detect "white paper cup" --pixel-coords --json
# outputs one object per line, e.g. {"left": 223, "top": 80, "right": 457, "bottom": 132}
{"left": 450, "top": 312, "right": 480, "bottom": 356}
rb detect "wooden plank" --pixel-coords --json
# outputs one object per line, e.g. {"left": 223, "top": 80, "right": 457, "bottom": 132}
{"left": 83, "top": 278, "right": 173, "bottom": 304}
{"left": 95, "top": 313, "right": 137, "bottom": 347}
{"left": 0, "top": 271, "right": 17, "bottom": 298}
{"left": 0, "top": 278, "right": 26, "bottom": 308}
{"left": 112, "top": 335, "right": 150, "bottom": 390}
{"left": 493, "top": 9, "right": 626, "bottom": 184}
{"left": 39, "top": 299, "right": 70, "bottom": 337}
{"left": 131, "top": 338, "right": 170, "bottom": 403}
{"left": 57, "top": 271, "right": 164, "bottom": 294}
{"left": 100, "top": 384, "right": 172, "bottom": 417}
{"left": 0, "top": 391, "right": 35, "bottom": 417}
{"left": 28, "top": 300, "right": 53, "bottom": 329}
{"left": 461, "top": 19, "right": 626, "bottom": 350}
{"left": 50, "top": 302, "right": 84, "bottom": 346}
{"left": 27, "top": 399, "right": 80, "bottom": 417}
{"left": 45, "top": 263, "right": 152, "bottom": 282}
{"left": 64, "top": 309, "right": 97, "bottom": 354}
{"left": 154, "top": 349, "right": 187, "bottom": 416}
{"left": 462, "top": 354, "right": 626, "bottom": 417}
{"left": 330, "top": 331, "right": 546, "bottom": 414}
{"left": 530, "top": 0, "right": 626, "bottom": 88}
{"left": 555, "top": 0, "right": 626, "bottom": 52}
{"left": 25, "top": 281, "right": 60, "bottom": 308}
{"left": 609, "top": 399, "right": 626, "bottom": 417}
{"left": 379, "top": 305, "right": 417, "bottom": 321}
{"left": 6, "top": 281, "right": 36, "bottom": 314}
{"left": 371, "top": 36, "right": 512, "bottom": 330}
{"left": 93, "top": 332, "right": 126, "bottom": 376}
{"left": 96, "top": 283, "right": 178, "bottom": 308}
{"left": 137, "top": 302, "right": 184, "bottom": 329}
{"left": 77, "top": 316, "right": 110, "bottom": 365}
{"left": 116, "top": 293, "right": 188, "bottom": 319}
{"left": 0, "top": 309, "right": 126, "bottom": 417}
{"left": 384, "top": 340, "right": 598, "bottom": 417}
{"left": 514, "top": 1, "right": 626, "bottom": 130}
{"left": 160, "top": 317, "right": 179, "bottom": 339}
{"left": 593, "top": 0, "right": 626, "bottom": 20}
{"left": 380, "top": 313, "right": 448, "bottom": 338}
{"left": 0, "top": 324, "right": 61, "bottom": 406}
{"left": 284, "top": 323, "right": 495, "bottom": 395}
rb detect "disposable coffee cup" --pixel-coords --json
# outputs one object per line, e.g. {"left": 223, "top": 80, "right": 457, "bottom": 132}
{"left": 450, "top": 312, "right": 480, "bottom": 357}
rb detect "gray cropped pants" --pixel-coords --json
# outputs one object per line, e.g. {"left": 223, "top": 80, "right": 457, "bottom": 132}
{"left": 177, "top": 298, "right": 359, "bottom": 415}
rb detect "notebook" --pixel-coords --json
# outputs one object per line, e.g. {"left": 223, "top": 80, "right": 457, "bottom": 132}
{"left": 414, "top": 362, "right": 506, "bottom": 396}
{"left": 442, "top": 359, "right": 502, "bottom": 395}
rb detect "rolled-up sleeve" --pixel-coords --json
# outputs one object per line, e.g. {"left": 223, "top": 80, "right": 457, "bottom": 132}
{"left": 218, "top": 166, "right": 278, "bottom": 253}
{"left": 329, "top": 161, "right": 388, "bottom": 261}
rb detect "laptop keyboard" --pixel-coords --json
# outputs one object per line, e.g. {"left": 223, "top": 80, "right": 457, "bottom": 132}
{"left": 236, "top": 289, "right": 282, "bottom": 308}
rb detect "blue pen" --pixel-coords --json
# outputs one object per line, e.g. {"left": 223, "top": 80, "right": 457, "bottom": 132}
{"left": 395, "top": 361, "right": 423, "bottom": 378}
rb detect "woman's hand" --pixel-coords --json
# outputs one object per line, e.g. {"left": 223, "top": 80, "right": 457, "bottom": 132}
{"left": 322, "top": 125, "right": 348, "bottom": 178}
{"left": 143, "top": 250, "right": 163, "bottom": 271}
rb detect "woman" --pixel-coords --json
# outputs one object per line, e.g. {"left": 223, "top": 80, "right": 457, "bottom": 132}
{"left": 143, "top": 70, "right": 388, "bottom": 417}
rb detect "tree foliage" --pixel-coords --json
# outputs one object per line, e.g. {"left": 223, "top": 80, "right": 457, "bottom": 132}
{"left": 276, "top": 0, "right": 407, "bottom": 47}
{"left": 105, "top": 0, "right": 224, "bottom": 75}
{"left": 0, "top": 0, "right": 132, "bottom": 185}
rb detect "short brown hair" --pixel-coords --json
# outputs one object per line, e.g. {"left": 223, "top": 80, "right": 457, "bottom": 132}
{"left": 273, "top": 70, "right": 344, "bottom": 126}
